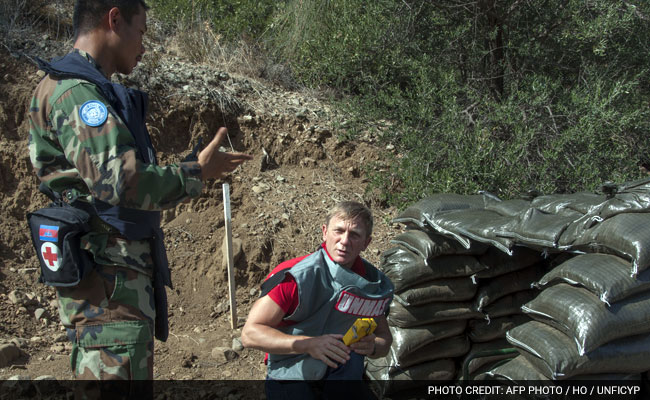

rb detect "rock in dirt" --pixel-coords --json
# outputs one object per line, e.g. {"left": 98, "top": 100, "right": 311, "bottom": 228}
{"left": 8, "top": 290, "right": 26, "bottom": 306}
{"left": 34, "top": 308, "right": 46, "bottom": 320}
{"left": 49, "top": 344, "right": 65, "bottom": 353}
{"left": 53, "top": 333, "right": 67, "bottom": 343}
{"left": 0, "top": 343, "right": 24, "bottom": 367}
{"left": 211, "top": 347, "right": 238, "bottom": 362}
{"left": 231, "top": 337, "right": 244, "bottom": 351}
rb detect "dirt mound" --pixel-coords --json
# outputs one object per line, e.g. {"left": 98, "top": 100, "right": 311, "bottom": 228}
{"left": 0, "top": 32, "right": 401, "bottom": 382}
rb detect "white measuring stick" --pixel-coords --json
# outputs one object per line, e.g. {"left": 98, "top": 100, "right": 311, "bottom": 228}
{"left": 223, "top": 183, "right": 237, "bottom": 329}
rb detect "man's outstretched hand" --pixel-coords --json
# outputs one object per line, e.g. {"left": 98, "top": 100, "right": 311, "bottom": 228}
{"left": 198, "top": 128, "right": 253, "bottom": 180}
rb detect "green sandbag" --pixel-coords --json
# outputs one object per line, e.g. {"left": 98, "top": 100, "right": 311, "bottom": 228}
{"left": 534, "top": 253, "right": 650, "bottom": 305}
{"left": 394, "top": 276, "right": 477, "bottom": 306}
{"left": 530, "top": 192, "right": 605, "bottom": 216}
{"left": 507, "top": 321, "right": 650, "bottom": 380}
{"left": 473, "top": 266, "right": 546, "bottom": 311}
{"left": 559, "top": 213, "right": 650, "bottom": 276}
{"left": 392, "top": 193, "right": 497, "bottom": 228}
{"left": 388, "top": 299, "right": 483, "bottom": 328}
{"left": 474, "top": 246, "right": 542, "bottom": 279}
{"left": 521, "top": 283, "right": 650, "bottom": 355}
{"left": 425, "top": 209, "right": 515, "bottom": 255}
{"left": 390, "top": 320, "right": 467, "bottom": 362}
{"left": 476, "top": 355, "right": 549, "bottom": 381}
{"left": 390, "top": 229, "right": 487, "bottom": 262}
{"left": 499, "top": 208, "right": 578, "bottom": 249}
{"left": 482, "top": 290, "right": 538, "bottom": 319}
{"left": 381, "top": 245, "right": 486, "bottom": 291}
{"left": 393, "top": 335, "right": 469, "bottom": 369}
{"left": 485, "top": 199, "right": 531, "bottom": 217}
{"left": 468, "top": 315, "right": 530, "bottom": 343}
{"left": 460, "top": 339, "right": 518, "bottom": 376}
{"left": 366, "top": 356, "right": 456, "bottom": 395}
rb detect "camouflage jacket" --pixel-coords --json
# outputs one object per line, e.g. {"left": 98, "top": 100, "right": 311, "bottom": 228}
{"left": 28, "top": 49, "right": 203, "bottom": 274}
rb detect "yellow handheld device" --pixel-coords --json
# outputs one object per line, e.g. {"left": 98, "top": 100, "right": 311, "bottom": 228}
{"left": 342, "top": 318, "right": 377, "bottom": 345}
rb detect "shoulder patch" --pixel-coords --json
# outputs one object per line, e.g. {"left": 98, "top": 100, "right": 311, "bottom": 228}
{"left": 79, "top": 100, "right": 108, "bottom": 127}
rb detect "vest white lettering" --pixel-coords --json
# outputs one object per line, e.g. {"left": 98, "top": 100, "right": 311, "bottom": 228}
{"left": 335, "top": 291, "right": 389, "bottom": 317}
{"left": 348, "top": 297, "right": 365, "bottom": 314}
{"left": 337, "top": 292, "right": 353, "bottom": 312}
{"left": 371, "top": 298, "right": 388, "bottom": 316}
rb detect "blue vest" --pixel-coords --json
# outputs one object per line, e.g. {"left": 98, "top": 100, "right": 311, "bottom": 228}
{"left": 266, "top": 247, "right": 394, "bottom": 380}
{"left": 36, "top": 52, "right": 172, "bottom": 341}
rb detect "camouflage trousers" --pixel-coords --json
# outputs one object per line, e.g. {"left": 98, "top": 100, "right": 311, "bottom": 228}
{"left": 56, "top": 263, "right": 155, "bottom": 380}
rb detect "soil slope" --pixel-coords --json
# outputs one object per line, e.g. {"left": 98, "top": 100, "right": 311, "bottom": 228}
{"left": 0, "top": 24, "right": 402, "bottom": 383}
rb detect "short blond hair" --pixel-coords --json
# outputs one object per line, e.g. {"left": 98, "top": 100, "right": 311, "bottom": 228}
{"left": 325, "top": 201, "right": 373, "bottom": 237}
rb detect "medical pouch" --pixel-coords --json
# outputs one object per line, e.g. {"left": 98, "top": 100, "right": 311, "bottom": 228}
{"left": 26, "top": 203, "right": 93, "bottom": 287}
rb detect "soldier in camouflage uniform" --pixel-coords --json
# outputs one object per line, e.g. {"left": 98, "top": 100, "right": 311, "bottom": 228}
{"left": 27, "top": 0, "right": 251, "bottom": 381}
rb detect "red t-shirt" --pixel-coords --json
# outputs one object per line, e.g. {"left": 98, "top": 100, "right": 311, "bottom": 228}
{"left": 266, "top": 243, "right": 367, "bottom": 318}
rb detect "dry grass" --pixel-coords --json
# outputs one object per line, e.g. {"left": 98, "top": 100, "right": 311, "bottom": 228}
{"left": 169, "top": 18, "right": 265, "bottom": 80}
{"left": 0, "top": 0, "right": 72, "bottom": 39}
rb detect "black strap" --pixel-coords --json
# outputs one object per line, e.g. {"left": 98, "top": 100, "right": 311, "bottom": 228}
{"left": 260, "top": 266, "right": 292, "bottom": 298}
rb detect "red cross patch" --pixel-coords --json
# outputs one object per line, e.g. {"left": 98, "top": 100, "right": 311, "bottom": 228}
{"left": 40, "top": 242, "right": 61, "bottom": 272}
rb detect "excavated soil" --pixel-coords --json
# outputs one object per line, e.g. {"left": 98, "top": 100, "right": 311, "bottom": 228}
{"left": 0, "top": 29, "right": 402, "bottom": 387}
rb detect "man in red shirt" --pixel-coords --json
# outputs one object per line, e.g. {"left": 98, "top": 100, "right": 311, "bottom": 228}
{"left": 242, "top": 201, "right": 393, "bottom": 399}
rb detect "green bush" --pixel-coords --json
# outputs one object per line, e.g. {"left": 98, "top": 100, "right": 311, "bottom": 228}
{"left": 150, "top": 0, "right": 650, "bottom": 206}
{"left": 149, "top": 0, "right": 276, "bottom": 40}
{"left": 266, "top": 0, "right": 650, "bottom": 205}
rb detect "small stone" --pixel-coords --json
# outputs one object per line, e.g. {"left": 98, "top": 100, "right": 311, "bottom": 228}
{"left": 30, "top": 336, "right": 43, "bottom": 343}
{"left": 251, "top": 184, "right": 270, "bottom": 194}
{"left": 386, "top": 144, "right": 395, "bottom": 150}
{"left": 249, "top": 288, "right": 258, "bottom": 296}
{"left": 34, "top": 308, "right": 46, "bottom": 320}
{"left": 231, "top": 338, "right": 244, "bottom": 351}
{"left": 45, "top": 355, "right": 54, "bottom": 361}
{"left": 49, "top": 344, "right": 65, "bottom": 353}
{"left": 54, "top": 333, "right": 67, "bottom": 343}
{"left": 214, "top": 302, "right": 229, "bottom": 314}
{"left": 8, "top": 290, "right": 24, "bottom": 305}
{"left": 211, "top": 347, "right": 238, "bottom": 362}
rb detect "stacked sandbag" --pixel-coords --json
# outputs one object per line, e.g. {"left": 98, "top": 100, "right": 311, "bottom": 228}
{"left": 477, "top": 179, "right": 650, "bottom": 381}
{"left": 489, "top": 253, "right": 650, "bottom": 381}
{"left": 366, "top": 194, "right": 545, "bottom": 392}
{"left": 459, "top": 246, "right": 546, "bottom": 380}
{"left": 365, "top": 232, "right": 483, "bottom": 393}
{"left": 370, "top": 178, "right": 650, "bottom": 386}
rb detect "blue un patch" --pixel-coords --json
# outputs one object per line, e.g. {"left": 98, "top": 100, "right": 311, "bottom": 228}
{"left": 79, "top": 100, "right": 108, "bottom": 127}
